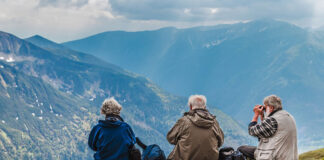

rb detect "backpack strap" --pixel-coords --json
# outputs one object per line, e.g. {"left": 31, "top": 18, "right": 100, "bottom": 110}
{"left": 136, "top": 137, "right": 147, "bottom": 149}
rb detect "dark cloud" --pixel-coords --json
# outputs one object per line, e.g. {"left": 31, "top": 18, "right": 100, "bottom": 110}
{"left": 0, "top": 0, "right": 318, "bottom": 42}
{"left": 109, "top": 0, "right": 314, "bottom": 22}
{"left": 37, "top": 0, "right": 89, "bottom": 8}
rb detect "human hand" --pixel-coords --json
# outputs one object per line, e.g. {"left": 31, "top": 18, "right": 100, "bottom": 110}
{"left": 253, "top": 105, "right": 264, "bottom": 115}
{"left": 252, "top": 105, "right": 263, "bottom": 122}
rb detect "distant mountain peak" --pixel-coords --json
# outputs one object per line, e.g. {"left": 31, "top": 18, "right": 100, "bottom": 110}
{"left": 27, "top": 34, "right": 48, "bottom": 41}
{"left": 0, "top": 30, "right": 10, "bottom": 35}
{"left": 0, "top": 31, "right": 20, "bottom": 39}
{"left": 253, "top": 18, "right": 277, "bottom": 22}
{"left": 26, "top": 34, "right": 58, "bottom": 44}
{"left": 0, "top": 31, "right": 31, "bottom": 54}
{"left": 248, "top": 18, "right": 302, "bottom": 29}
{"left": 156, "top": 26, "right": 178, "bottom": 31}
{"left": 25, "top": 34, "right": 67, "bottom": 50}
{"left": 28, "top": 34, "right": 42, "bottom": 38}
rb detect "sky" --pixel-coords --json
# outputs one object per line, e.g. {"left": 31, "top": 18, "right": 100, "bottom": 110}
{"left": 0, "top": 0, "right": 324, "bottom": 42}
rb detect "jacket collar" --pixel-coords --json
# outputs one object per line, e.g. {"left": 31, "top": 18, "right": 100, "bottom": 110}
{"left": 105, "top": 114, "right": 124, "bottom": 122}
{"left": 184, "top": 108, "right": 216, "bottom": 119}
{"left": 184, "top": 108, "right": 207, "bottom": 114}
{"left": 183, "top": 108, "right": 216, "bottom": 128}
{"left": 269, "top": 108, "right": 282, "bottom": 117}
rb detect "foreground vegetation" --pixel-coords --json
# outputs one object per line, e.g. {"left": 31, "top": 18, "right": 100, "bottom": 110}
{"left": 299, "top": 148, "right": 324, "bottom": 160}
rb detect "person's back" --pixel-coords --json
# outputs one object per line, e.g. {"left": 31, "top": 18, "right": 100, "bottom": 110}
{"left": 167, "top": 95, "right": 224, "bottom": 160}
{"left": 89, "top": 117, "right": 135, "bottom": 160}
{"left": 238, "top": 95, "right": 298, "bottom": 160}
{"left": 88, "top": 98, "right": 136, "bottom": 160}
{"left": 255, "top": 110, "right": 297, "bottom": 159}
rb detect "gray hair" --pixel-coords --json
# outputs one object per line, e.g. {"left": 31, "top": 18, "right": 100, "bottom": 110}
{"left": 263, "top": 95, "right": 282, "bottom": 110}
{"left": 101, "top": 97, "right": 122, "bottom": 115}
{"left": 188, "top": 95, "right": 207, "bottom": 109}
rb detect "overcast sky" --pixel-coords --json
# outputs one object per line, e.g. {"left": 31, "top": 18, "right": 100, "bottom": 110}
{"left": 0, "top": 0, "right": 323, "bottom": 42}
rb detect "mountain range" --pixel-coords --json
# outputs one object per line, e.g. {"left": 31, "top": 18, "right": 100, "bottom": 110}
{"left": 63, "top": 19, "right": 324, "bottom": 152}
{"left": 0, "top": 31, "right": 251, "bottom": 159}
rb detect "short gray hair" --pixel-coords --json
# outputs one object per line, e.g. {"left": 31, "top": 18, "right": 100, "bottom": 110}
{"left": 188, "top": 95, "right": 207, "bottom": 109}
{"left": 101, "top": 97, "right": 122, "bottom": 115}
{"left": 263, "top": 95, "right": 282, "bottom": 110}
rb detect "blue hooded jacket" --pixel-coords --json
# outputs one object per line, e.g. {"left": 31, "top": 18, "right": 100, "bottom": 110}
{"left": 88, "top": 116, "right": 136, "bottom": 160}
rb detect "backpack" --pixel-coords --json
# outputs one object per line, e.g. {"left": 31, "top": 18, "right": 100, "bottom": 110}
{"left": 232, "top": 151, "right": 245, "bottom": 160}
{"left": 219, "top": 147, "right": 245, "bottom": 160}
{"left": 136, "top": 137, "right": 166, "bottom": 160}
{"left": 142, "top": 144, "right": 166, "bottom": 160}
{"left": 129, "top": 144, "right": 141, "bottom": 160}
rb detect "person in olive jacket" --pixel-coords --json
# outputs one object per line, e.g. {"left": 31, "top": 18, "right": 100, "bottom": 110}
{"left": 167, "top": 95, "right": 224, "bottom": 160}
{"left": 88, "top": 97, "right": 136, "bottom": 160}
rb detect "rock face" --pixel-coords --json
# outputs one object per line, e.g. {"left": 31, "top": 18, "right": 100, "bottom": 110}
{"left": 63, "top": 19, "right": 324, "bottom": 152}
{"left": 0, "top": 31, "right": 251, "bottom": 159}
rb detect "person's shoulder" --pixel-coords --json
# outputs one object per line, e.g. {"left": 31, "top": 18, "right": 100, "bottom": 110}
{"left": 178, "top": 115, "right": 191, "bottom": 125}
{"left": 262, "top": 116, "right": 277, "bottom": 125}
{"left": 92, "top": 123, "right": 102, "bottom": 130}
{"left": 120, "top": 121, "right": 135, "bottom": 135}
{"left": 120, "top": 121, "right": 133, "bottom": 129}
{"left": 89, "top": 123, "right": 102, "bottom": 134}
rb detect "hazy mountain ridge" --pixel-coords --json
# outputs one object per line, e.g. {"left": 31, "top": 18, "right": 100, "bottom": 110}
{"left": 25, "top": 32, "right": 252, "bottom": 146}
{"left": 25, "top": 35, "right": 122, "bottom": 70}
{"left": 0, "top": 61, "right": 95, "bottom": 159}
{"left": 0, "top": 31, "right": 251, "bottom": 159}
{"left": 63, "top": 19, "right": 324, "bottom": 152}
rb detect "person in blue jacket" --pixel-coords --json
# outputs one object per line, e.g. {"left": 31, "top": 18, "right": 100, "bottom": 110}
{"left": 88, "top": 97, "right": 136, "bottom": 160}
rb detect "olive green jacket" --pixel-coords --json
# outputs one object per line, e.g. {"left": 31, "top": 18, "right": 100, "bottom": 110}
{"left": 167, "top": 108, "right": 224, "bottom": 160}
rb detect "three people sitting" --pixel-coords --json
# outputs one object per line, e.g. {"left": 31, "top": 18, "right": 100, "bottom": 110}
{"left": 88, "top": 94, "right": 297, "bottom": 160}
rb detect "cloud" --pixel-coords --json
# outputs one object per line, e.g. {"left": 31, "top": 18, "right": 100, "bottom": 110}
{"left": 0, "top": 0, "right": 321, "bottom": 42}
{"left": 310, "top": 0, "right": 324, "bottom": 28}
{"left": 0, "top": 0, "right": 119, "bottom": 42}
{"left": 109, "top": 0, "right": 314, "bottom": 22}
{"left": 37, "top": 0, "right": 89, "bottom": 7}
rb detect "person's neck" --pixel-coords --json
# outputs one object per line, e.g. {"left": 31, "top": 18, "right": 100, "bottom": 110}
{"left": 191, "top": 108, "right": 207, "bottom": 111}
{"left": 268, "top": 109, "right": 282, "bottom": 117}
{"left": 105, "top": 114, "right": 124, "bottom": 122}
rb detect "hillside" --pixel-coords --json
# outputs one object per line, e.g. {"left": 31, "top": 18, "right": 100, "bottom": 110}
{"left": 0, "top": 31, "right": 251, "bottom": 159}
{"left": 0, "top": 62, "right": 94, "bottom": 159}
{"left": 299, "top": 148, "right": 324, "bottom": 160}
{"left": 63, "top": 19, "right": 324, "bottom": 152}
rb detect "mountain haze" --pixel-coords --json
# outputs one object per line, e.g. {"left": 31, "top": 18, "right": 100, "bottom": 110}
{"left": 0, "top": 31, "right": 251, "bottom": 159}
{"left": 64, "top": 19, "right": 324, "bottom": 152}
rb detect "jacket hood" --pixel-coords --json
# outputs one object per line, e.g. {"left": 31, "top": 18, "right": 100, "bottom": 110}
{"left": 184, "top": 108, "right": 216, "bottom": 128}
{"left": 98, "top": 117, "right": 124, "bottom": 128}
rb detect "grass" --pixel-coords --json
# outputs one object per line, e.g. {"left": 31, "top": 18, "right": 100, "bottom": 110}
{"left": 299, "top": 148, "right": 324, "bottom": 160}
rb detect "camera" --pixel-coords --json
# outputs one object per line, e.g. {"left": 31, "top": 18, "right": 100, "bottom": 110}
{"left": 259, "top": 105, "right": 266, "bottom": 112}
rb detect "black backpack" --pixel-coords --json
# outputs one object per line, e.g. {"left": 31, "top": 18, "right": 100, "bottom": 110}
{"left": 129, "top": 144, "right": 141, "bottom": 160}
{"left": 219, "top": 147, "right": 245, "bottom": 160}
{"left": 136, "top": 137, "right": 166, "bottom": 160}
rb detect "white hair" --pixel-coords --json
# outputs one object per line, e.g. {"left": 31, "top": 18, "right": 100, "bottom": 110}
{"left": 263, "top": 95, "right": 282, "bottom": 110}
{"left": 101, "top": 97, "right": 122, "bottom": 115}
{"left": 188, "top": 95, "right": 207, "bottom": 109}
